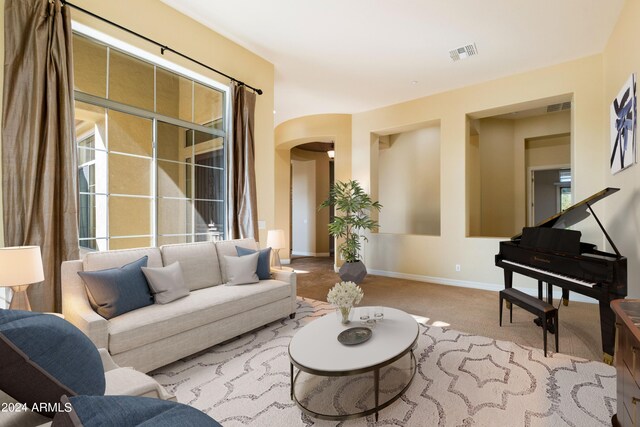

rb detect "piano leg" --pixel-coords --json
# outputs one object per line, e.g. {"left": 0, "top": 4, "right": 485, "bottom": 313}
{"left": 538, "top": 280, "right": 543, "bottom": 300}
{"left": 562, "top": 289, "right": 570, "bottom": 306}
{"left": 599, "top": 296, "right": 616, "bottom": 365}
{"left": 504, "top": 270, "right": 513, "bottom": 310}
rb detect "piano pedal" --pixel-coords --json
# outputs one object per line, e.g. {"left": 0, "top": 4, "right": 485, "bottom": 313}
{"left": 506, "top": 301, "right": 512, "bottom": 310}
{"left": 562, "top": 298, "right": 569, "bottom": 306}
{"left": 533, "top": 317, "right": 556, "bottom": 334}
{"left": 603, "top": 353, "right": 613, "bottom": 365}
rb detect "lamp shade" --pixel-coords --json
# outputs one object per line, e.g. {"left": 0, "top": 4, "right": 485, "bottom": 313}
{"left": 266, "top": 229, "right": 286, "bottom": 250}
{"left": 0, "top": 246, "right": 45, "bottom": 286}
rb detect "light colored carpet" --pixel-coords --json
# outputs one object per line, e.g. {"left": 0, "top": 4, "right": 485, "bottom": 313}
{"left": 292, "top": 256, "right": 604, "bottom": 361}
{"left": 151, "top": 298, "right": 615, "bottom": 426}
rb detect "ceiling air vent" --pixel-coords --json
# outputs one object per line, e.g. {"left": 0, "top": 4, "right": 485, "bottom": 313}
{"left": 450, "top": 43, "right": 478, "bottom": 61}
{"left": 546, "top": 102, "right": 572, "bottom": 113}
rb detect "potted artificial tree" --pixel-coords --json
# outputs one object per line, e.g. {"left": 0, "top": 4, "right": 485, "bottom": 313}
{"left": 319, "top": 180, "right": 382, "bottom": 284}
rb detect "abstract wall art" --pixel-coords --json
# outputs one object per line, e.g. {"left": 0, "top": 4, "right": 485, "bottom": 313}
{"left": 610, "top": 73, "right": 637, "bottom": 174}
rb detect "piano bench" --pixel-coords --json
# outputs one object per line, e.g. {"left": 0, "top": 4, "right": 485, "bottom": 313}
{"left": 499, "top": 288, "right": 559, "bottom": 357}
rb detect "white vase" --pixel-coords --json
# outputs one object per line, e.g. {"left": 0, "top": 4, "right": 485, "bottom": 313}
{"left": 336, "top": 305, "right": 353, "bottom": 325}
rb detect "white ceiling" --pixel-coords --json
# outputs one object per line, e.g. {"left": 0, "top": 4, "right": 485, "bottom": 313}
{"left": 161, "top": 0, "right": 625, "bottom": 126}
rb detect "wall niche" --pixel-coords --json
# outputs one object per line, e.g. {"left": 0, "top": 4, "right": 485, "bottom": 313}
{"left": 373, "top": 123, "right": 441, "bottom": 236}
{"left": 466, "top": 95, "right": 572, "bottom": 238}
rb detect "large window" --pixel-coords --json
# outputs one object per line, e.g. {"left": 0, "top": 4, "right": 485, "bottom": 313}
{"left": 73, "top": 33, "right": 228, "bottom": 251}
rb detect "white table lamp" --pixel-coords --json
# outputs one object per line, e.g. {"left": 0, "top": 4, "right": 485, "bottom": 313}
{"left": 266, "top": 229, "right": 286, "bottom": 269}
{"left": 0, "top": 246, "right": 45, "bottom": 311}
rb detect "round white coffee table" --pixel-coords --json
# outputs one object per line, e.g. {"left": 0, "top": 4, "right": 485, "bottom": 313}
{"left": 288, "top": 306, "right": 419, "bottom": 421}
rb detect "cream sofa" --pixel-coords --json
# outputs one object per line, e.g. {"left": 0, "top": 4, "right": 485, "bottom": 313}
{"left": 62, "top": 238, "right": 297, "bottom": 373}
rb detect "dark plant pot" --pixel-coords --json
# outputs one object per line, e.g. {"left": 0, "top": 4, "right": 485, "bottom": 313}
{"left": 338, "top": 260, "right": 367, "bottom": 284}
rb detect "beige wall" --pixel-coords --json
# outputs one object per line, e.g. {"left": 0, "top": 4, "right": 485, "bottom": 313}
{"left": 603, "top": 0, "right": 640, "bottom": 297}
{"left": 467, "top": 131, "right": 481, "bottom": 236}
{"left": 274, "top": 114, "right": 351, "bottom": 265}
{"left": 477, "top": 118, "right": 516, "bottom": 236}
{"left": 525, "top": 135, "right": 571, "bottom": 168}
{"left": 66, "top": 0, "right": 275, "bottom": 244}
{"left": 378, "top": 126, "right": 441, "bottom": 235}
{"left": 352, "top": 55, "right": 604, "bottom": 291}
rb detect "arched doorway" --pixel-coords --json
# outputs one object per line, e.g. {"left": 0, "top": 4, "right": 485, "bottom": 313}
{"left": 290, "top": 142, "right": 334, "bottom": 260}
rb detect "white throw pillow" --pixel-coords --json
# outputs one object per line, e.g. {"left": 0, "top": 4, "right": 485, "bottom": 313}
{"left": 224, "top": 253, "right": 260, "bottom": 285}
{"left": 141, "top": 261, "right": 190, "bottom": 304}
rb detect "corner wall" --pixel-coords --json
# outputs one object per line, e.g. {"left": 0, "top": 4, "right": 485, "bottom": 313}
{"left": 603, "top": 0, "right": 640, "bottom": 298}
{"left": 352, "top": 55, "right": 604, "bottom": 292}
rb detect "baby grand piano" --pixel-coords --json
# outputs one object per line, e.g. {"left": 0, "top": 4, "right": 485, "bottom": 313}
{"left": 495, "top": 187, "right": 627, "bottom": 363}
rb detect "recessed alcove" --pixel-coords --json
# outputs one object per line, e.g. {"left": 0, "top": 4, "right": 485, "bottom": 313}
{"left": 372, "top": 122, "right": 441, "bottom": 236}
{"left": 466, "top": 95, "right": 572, "bottom": 238}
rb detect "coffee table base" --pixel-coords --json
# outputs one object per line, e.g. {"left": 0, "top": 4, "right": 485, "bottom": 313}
{"left": 290, "top": 349, "right": 417, "bottom": 421}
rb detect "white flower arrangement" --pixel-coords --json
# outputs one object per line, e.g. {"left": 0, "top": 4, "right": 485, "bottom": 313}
{"left": 327, "top": 281, "right": 364, "bottom": 308}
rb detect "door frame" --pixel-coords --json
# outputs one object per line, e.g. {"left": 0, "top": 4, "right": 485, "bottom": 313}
{"left": 527, "top": 164, "right": 571, "bottom": 226}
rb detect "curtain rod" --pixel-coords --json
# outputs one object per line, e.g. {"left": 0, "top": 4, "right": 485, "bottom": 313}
{"left": 62, "top": 1, "right": 263, "bottom": 95}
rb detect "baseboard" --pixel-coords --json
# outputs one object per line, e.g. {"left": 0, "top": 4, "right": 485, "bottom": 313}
{"left": 367, "top": 269, "right": 597, "bottom": 304}
{"left": 291, "top": 252, "right": 330, "bottom": 257}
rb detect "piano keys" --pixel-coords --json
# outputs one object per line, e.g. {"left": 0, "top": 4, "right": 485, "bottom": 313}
{"left": 495, "top": 187, "right": 627, "bottom": 363}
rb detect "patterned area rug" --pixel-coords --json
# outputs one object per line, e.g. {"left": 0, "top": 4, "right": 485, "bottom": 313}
{"left": 151, "top": 298, "right": 616, "bottom": 426}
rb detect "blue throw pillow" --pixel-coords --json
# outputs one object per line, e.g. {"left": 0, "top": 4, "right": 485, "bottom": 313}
{"left": 78, "top": 256, "right": 153, "bottom": 319}
{"left": 0, "top": 310, "right": 105, "bottom": 418}
{"left": 52, "top": 395, "right": 222, "bottom": 426}
{"left": 236, "top": 246, "right": 272, "bottom": 280}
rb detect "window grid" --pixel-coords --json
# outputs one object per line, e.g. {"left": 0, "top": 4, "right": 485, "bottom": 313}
{"left": 74, "top": 33, "right": 228, "bottom": 251}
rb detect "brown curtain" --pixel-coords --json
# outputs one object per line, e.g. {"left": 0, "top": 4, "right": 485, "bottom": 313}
{"left": 228, "top": 82, "right": 258, "bottom": 240}
{"left": 2, "top": 0, "right": 78, "bottom": 312}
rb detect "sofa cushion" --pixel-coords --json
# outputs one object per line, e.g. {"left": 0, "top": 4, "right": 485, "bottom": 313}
{"left": 78, "top": 256, "right": 154, "bottom": 320}
{"left": 83, "top": 247, "right": 163, "bottom": 272}
{"left": 142, "top": 262, "right": 190, "bottom": 304}
{"left": 160, "top": 242, "right": 222, "bottom": 291}
{"left": 215, "top": 238, "right": 257, "bottom": 283}
{"left": 224, "top": 253, "right": 260, "bottom": 285}
{"left": 0, "top": 311, "right": 105, "bottom": 418}
{"left": 107, "top": 279, "right": 291, "bottom": 355}
{"left": 236, "top": 246, "right": 271, "bottom": 280}
{"left": 52, "top": 395, "right": 221, "bottom": 427}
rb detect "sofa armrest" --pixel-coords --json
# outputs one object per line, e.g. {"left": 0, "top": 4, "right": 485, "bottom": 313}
{"left": 61, "top": 260, "right": 109, "bottom": 349}
{"left": 97, "top": 348, "right": 176, "bottom": 401}
{"left": 98, "top": 348, "right": 120, "bottom": 372}
{"left": 271, "top": 268, "right": 297, "bottom": 315}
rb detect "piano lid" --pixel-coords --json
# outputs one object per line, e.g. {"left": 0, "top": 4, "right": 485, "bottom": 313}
{"left": 511, "top": 187, "right": 620, "bottom": 240}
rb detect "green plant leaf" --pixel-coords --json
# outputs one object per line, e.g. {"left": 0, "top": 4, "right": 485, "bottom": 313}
{"left": 318, "top": 179, "right": 382, "bottom": 262}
